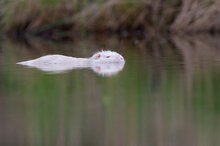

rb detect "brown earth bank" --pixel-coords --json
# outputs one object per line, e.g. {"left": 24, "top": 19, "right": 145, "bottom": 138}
{"left": 1, "top": 0, "right": 220, "bottom": 40}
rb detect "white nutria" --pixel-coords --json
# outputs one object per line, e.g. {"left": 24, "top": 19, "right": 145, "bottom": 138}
{"left": 17, "top": 50, "right": 125, "bottom": 75}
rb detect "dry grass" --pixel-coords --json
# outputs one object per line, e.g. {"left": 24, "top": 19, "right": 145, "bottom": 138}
{"left": 171, "top": 0, "right": 220, "bottom": 32}
{"left": 1, "top": 0, "right": 220, "bottom": 38}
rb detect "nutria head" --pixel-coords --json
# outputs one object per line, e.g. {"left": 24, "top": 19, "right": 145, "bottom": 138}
{"left": 90, "top": 50, "right": 125, "bottom": 63}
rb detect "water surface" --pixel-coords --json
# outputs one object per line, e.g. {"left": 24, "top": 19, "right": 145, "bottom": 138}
{"left": 1, "top": 35, "right": 220, "bottom": 146}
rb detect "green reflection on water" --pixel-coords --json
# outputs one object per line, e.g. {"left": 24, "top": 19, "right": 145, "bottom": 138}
{"left": 1, "top": 35, "right": 220, "bottom": 146}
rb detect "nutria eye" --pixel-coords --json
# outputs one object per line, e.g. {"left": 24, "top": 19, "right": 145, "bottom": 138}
{"left": 106, "top": 56, "right": 110, "bottom": 58}
{"left": 95, "top": 54, "right": 101, "bottom": 59}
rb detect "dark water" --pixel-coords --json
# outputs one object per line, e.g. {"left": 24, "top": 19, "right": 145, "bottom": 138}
{"left": 1, "top": 35, "right": 220, "bottom": 146}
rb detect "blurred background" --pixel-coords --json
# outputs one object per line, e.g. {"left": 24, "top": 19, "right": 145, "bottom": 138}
{"left": 1, "top": 0, "right": 220, "bottom": 146}
{"left": 1, "top": 0, "right": 220, "bottom": 39}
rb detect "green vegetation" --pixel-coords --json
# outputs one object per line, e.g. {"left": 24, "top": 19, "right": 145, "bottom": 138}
{"left": 1, "top": 0, "right": 220, "bottom": 39}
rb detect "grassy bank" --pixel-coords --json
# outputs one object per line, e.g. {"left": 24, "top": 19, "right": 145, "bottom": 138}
{"left": 1, "top": 0, "right": 220, "bottom": 39}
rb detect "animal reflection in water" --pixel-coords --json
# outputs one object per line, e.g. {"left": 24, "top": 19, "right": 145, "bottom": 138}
{"left": 17, "top": 50, "right": 125, "bottom": 76}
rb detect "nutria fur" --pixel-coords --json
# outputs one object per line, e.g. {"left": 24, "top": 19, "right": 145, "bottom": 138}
{"left": 17, "top": 50, "right": 125, "bottom": 76}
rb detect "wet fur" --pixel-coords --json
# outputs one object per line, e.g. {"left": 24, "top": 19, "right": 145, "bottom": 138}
{"left": 16, "top": 50, "right": 125, "bottom": 74}
{"left": 17, "top": 50, "right": 125, "bottom": 66}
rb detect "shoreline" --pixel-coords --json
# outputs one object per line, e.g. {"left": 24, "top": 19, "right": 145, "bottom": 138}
{"left": 1, "top": 0, "right": 220, "bottom": 40}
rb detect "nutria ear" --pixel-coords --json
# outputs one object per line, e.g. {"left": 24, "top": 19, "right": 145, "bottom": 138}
{"left": 95, "top": 54, "right": 101, "bottom": 59}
